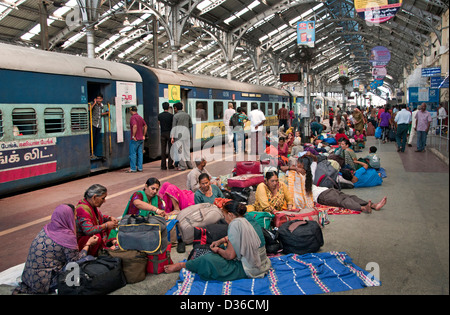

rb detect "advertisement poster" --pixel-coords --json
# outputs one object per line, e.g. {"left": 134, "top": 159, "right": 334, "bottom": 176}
{"left": 372, "top": 66, "right": 387, "bottom": 80}
{"left": 0, "top": 137, "right": 57, "bottom": 183}
{"left": 338, "top": 64, "right": 348, "bottom": 76}
{"left": 369, "top": 46, "right": 391, "bottom": 66}
{"left": 297, "top": 21, "right": 315, "bottom": 48}
{"left": 354, "top": 0, "right": 403, "bottom": 24}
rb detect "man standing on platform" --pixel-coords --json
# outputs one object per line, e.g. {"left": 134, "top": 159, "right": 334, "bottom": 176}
{"left": 127, "top": 106, "right": 147, "bottom": 173}
{"left": 171, "top": 102, "right": 193, "bottom": 170}
{"left": 223, "top": 102, "right": 236, "bottom": 147}
{"left": 158, "top": 102, "right": 174, "bottom": 170}
{"left": 248, "top": 103, "right": 266, "bottom": 157}
{"left": 415, "top": 103, "right": 432, "bottom": 152}
{"left": 394, "top": 104, "right": 412, "bottom": 152}
{"left": 277, "top": 104, "right": 288, "bottom": 131}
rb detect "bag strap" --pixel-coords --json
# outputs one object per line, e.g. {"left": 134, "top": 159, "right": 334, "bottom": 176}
{"left": 288, "top": 220, "right": 307, "bottom": 232}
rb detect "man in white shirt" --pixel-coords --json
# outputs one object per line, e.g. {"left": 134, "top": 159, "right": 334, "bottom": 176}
{"left": 248, "top": 103, "right": 266, "bottom": 156}
{"left": 394, "top": 104, "right": 412, "bottom": 152}
{"left": 314, "top": 104, "right": 322, "bottom": 123}
{"left": 223, "top": 102, "right": 235, "bottom": 145}
{"left": 437, "top": 103, "right": 447, "bottom": 135}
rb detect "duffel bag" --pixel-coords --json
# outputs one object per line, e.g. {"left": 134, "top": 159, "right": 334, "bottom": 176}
{"left": 273, "top": 208, "right": 320, "bottom": 228}
{"left": 192, "top": 221, "right": 228, "bottom": 248}
{"left": 235, "top": 161, "right": 261, "bottom": 175}
{"left": 117, "top": 214, "right": 168, "bottom": 254}
{"left": 244, "top": 211, "right": 274, "bottom": 230}
{"left": 177, "top": 203, "right": 224, "bottom": 244}
{"left": 227, "top": 174, "right": 264, "bottom": 188}
{"left": 147, "top": 244, "right": 172, "bottom": 274}
{"left": 58, "top": 256, "right": 126, "bottom": 295}
{"left": 103, "top": 249, "right": 147, "bottom": 284}
{"left": 278, "top": 220, "right": 324, "bottom": 255}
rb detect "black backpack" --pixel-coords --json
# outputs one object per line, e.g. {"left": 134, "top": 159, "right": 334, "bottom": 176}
{"left": 229, "top": 113, "right": 242, "bottom": 128}
{"left": 277, "top": 220, "right": 324, "bottom": 255}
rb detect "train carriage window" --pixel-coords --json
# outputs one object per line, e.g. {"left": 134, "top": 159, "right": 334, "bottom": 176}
{"left": 268, "top": 103, "right": 273, "bottom": 115}
{"left": 240, "top": 102, "right": 247, "bottom": 115}
{"left": 0, "top": 111, "right": 3, "bottom": 138}
{"left": 44, "top": 108, "right": 65, "bottom": 133}
{"left": 195, "top": 101, "right": 208, "bottom": 121}
{"left": 213, "top": 102, "right": 223, "bottom": 120}
{"left": 71, "top": 108, "right": 89, "bottom": 131}
{"left": 260, "top": 102, "right": 266, "bottom": 115}
{"left": 275, "top": 103, "right": 280, "bottom": 115}
{"left": 12, "top": 108, "right": 37, "bottom": 136}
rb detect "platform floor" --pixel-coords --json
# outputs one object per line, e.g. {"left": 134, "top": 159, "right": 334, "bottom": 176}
{"left": 0, "top": 136, "right": 448, "bottom": 295}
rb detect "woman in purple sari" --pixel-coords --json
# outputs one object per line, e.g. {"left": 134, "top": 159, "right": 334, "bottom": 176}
{"left": 158, "top": 182, "right": 195, "bottom": 216}
{"left": 13, "top": 204, "right": 98, "bottom": 294}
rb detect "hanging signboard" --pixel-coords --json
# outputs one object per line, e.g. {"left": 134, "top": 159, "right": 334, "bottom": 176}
{"left": 369, "top": 46, "right": 391, "bottom": 66}
{"left": 297, "top": 21, "right": 315, "bottom": 48}
{"left": 354, "top": 0, "right": 403, "bottom": 24}
{"left": 372, "top": 66, "right": 387, "bottom": 80}
{"left": 338, "top": 64, "right": 348, "bottom": 76}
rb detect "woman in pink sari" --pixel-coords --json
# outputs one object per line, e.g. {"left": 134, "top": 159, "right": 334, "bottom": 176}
{"left": 158, "top": 182, "right": 195, "bottom": 216}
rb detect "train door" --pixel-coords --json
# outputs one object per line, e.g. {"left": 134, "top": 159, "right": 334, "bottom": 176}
{"left": 87, "top": 82, "right": 111, "bottom": 170}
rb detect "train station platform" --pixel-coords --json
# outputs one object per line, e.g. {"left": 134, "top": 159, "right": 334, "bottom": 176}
{"left": 0, "top": 136, "right": 448, "bottom": 295}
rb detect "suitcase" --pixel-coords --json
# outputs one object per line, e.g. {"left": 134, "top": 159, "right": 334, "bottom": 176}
{"left": 227, "top": 174, "right": 264, "bottom": 188}
{"left": 235, "top": 161, "right": 261, "bottom": 175}
{"left": 147, "top": 244, "right": 172, "bottom": 274}
{"left": 273, "top": 208, "right": 320, "bottom": 228}
{"left": 176, "top": 203, "right": 224, "bottom": 244}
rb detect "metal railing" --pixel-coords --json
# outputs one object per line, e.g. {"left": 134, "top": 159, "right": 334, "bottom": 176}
{"left": 427, "top": 117, "right": 449, "bottom": 159}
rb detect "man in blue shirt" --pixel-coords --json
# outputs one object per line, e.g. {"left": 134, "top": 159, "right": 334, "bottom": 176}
{"left": 394, "top": 104, "right": 412, "bottom": 152}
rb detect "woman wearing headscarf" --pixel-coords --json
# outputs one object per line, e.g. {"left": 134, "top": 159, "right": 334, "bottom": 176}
{"left": 75, "top": 184, "right": 118, "bottom": 256}
{"left": 13, "top": 204, "right": 99, "bottom": 294}
{"left": 158, "top": 182, "right": 195, "bottom": 216}
{"left": 164, "top": 200, "right": 271, "bottom": 281}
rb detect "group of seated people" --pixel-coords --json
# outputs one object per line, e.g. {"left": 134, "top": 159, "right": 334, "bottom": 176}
{"left": 15, "top": 123, "right": 387, "bottom": 294}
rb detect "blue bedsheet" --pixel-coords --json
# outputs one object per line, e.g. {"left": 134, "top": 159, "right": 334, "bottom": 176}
{"left": 166, "top": 251, "right": 381, "bottom": 295}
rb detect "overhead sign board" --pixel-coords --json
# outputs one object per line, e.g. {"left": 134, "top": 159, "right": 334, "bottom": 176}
{"left": 421, "top": 67, "right": 441, "bottom": 77}
{"left": 280, "top": 73, "right": 302, "bottom": 82}
{"left": 354, "top": 0, "right": 403, "bottom": 24}
{"left": 297, "top": 21, "right": 315, "bottom": 47}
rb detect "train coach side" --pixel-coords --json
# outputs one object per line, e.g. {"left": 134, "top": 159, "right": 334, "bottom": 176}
{"left": 0, "top": 43, "right": 143, "bottom": 196}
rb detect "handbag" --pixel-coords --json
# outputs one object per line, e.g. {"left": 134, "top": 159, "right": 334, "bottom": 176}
{"left": 117, "top": 214, "right": 168, "bottom": 254}
{"left": 147, "top": 244, "right": 172, "bottom": 274}
{"left": 103, "top": 249, "right": 147, "bottom": 284}
{"left": 273, "top": 208, "right": 320, "bottom": 228}
{"left": 57, "top": 256, "right": 127, "bottom": 295}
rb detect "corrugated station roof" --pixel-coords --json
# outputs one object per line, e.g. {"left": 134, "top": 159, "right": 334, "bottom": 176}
{"left": 0, "top": 0, "right": 448, "bottom": 96}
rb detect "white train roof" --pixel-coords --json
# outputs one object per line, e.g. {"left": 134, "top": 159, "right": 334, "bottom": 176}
{"left": 0, "top": 43, "right": 142, "bottom": 82}
{"left": 144, "top": 66, "right": 290, "bottom": 97}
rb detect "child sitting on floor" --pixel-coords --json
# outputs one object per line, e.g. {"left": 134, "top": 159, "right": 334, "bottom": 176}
{"left": 363, "top": 146, "right": 381, "bottom": 170}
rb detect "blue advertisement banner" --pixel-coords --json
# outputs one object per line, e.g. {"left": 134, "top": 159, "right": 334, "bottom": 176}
{"left": 421, "top": 67, "right": 441, "bottom": 77}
